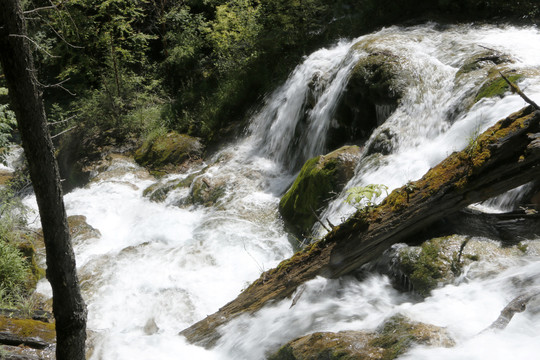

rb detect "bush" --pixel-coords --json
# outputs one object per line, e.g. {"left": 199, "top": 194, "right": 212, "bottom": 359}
{"left": 0, "top": 241, "right": 31, "bottom": 305}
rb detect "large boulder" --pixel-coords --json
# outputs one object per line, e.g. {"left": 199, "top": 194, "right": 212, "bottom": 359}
{"left": 328, "top": 50, "right": 406, "bottom": 150}
{"left": 56, "top": 128, "right": 139, "bottom": 192}
{"left": 268, "top": 314, "right": 454, "bottom": 360}
{"left": 134, "top": 131, "right": 204, "bottom": 173}
{"left": 279, "top": 146, "right": 361, "bottom": 238}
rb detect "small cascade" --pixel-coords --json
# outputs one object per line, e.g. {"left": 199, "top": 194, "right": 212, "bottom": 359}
{"left": 249, "top": 41, "right": 362, "bottom": 170}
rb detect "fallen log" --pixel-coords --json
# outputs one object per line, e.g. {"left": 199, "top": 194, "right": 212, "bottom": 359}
{"left": 414, "top": 207, "right": 540, "bottom": 244}
{"left": 181, "top": 106, "right": 540, "bottom": 347}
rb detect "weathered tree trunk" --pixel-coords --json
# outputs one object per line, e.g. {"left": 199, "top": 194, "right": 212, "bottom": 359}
{"left": 421, "top": 208, "right": 540, "bottom": 244}
{"left": 0, "top": 1, "right": 87, "bottom": 359}
{"left": 181, "top": 105, "right": 540, "bottom": 347}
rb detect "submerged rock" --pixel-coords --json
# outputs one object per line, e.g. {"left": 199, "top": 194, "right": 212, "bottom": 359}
{"left": 134, "top": 131, "right": 204, "bottom": 172}
{"left": 279, "top": 145, "right": 361, "bottom": 238}
{"left": 268, "top": 314, "right": 454, "bottom": 360}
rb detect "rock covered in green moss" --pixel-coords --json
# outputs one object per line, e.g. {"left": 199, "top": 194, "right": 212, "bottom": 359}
{"left": 475, "top": 71, "right": 523, "bottom": 103}
{"left": 279, "top": 146, "right": 361, "bottom": 237}
{"left": 0, "top": 314, "right": 56, "bottom": 358}
{"left": 392, "top": 235, "right": 540, "bottom": 296}
{"left": 268, "top": 315, "right": 454, "bottom": 360}
{"left": 456, "top": 50, "right": 513, "bottom": 79}
{"left": 134, "top": 131, "right": 204, "bottom": 171}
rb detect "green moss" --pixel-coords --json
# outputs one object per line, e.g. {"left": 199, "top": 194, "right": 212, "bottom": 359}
{"left": 475, "top": 74, "right": 523, "bottom": 102}
{"left": 369, "top": 314, "right": 455, "bottom": 360}
{"left": 279, "top": 146, "right": 360, "bottom": 238}
{"left": 134, "top": 131, "right": 203, "bottom": 170}
{"left": 0, "top": 315, "right": 56, "bottom": 343}
{"left": 399, "top": 242, "right": 444, "bottom": 296}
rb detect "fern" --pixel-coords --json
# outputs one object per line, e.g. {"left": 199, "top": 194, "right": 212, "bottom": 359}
{"left": 345, "top": 184, "right": 389, "bottom": 209}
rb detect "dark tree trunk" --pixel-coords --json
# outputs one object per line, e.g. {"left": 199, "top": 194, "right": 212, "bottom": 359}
{"left": 180, "top": 105, "right": 540, "bottom": 347}
{"left": 0, "top": 1, "right": 87, "bottom": 359}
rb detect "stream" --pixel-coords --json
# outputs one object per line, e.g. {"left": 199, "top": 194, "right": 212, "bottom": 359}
{"left": 20, "top": 23, "right": 540, "bottom": 359}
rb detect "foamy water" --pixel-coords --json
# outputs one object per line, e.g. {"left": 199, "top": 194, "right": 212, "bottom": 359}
{"left": 21, "top": 24, "right": 540, "bottom": 359}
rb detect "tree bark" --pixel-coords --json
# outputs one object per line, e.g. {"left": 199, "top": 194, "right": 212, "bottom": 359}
{"left": 180, "top": 105, "right": 540, "bottom": 347}
{"left": 0, "top": 1, "right": 87, "bottom": 359}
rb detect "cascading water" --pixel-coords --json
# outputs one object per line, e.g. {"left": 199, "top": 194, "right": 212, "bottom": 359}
{"left": 22, "top": 24, "right": 540, "bottom": 359}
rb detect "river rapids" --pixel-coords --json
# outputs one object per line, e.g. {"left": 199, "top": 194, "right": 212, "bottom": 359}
{"left": 19, "top": 23, "right": 540, "bottom": 359}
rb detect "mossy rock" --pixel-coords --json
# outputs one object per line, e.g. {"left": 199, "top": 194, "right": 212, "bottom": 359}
{"left": 14, "top": 238, "right": 45, "bottom": 292}
{"left": 329, "top": 51, "right": 405, "bottom": 150}
{"left": 268, "top": 315, "right": 454, "bottom": 360}
{"left": 393, "top": 235, "right": 536, "bottom": 296}
{"left": 368, "top": 314, "right": 455, "bottom": 360}
{"left": 134, "top": 131, "right": 203, "bottom": 170}
{"left": 279, "top": 146, "right": 361, "bottom": 238}
{"left": 0, "top": 315, "right": 56, "bottom": 344}
{"left": 475, "top": 71, "right": 523, "bottom": 103}
{"left": 349, "top": 50, "right": 405, "bottom": 104}
{"left": 455, "top": 50, "right": 513, "bottom": 79}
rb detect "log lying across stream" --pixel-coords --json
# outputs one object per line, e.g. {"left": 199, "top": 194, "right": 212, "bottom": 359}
{"left": 180, "top": 105, "right": 540, "bottom": 347}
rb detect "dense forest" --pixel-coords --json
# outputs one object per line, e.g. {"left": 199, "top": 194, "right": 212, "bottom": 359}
{"left": 0, "top": 0, "right": 540, "bottom": 359}
{"left": 1, "top": 0, "right": 539, "bottom": 149}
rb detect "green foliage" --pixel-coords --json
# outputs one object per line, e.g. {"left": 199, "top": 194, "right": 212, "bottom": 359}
{"left": 0, "top": 102, "right": 17, "bottom": 163}
{"left": 0, "top": 241, "right": 31, "bottom": 306}
{"left": 0, "top": 175, "right": 40, "bottom": 307}
{"left": 345, "top": 184, "right": 389, "bottom": 209}
{"left": 208, "top": 0, "right": 262, "bottom": 74}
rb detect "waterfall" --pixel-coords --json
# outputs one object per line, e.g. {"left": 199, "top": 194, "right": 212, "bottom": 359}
{"left": 22, "top": 24, "right": 540, "bottom": 359}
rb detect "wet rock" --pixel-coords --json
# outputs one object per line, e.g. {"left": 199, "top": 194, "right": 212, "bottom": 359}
{"left": 134, "top": 131, "right": 204, "bottom": 172}
{"left": 365, "top": 127, "right": 396, "bottom": 156}
{"left": 387, "top": 235, "right": 540, "bottom": 296}
{"left": 144, "top": 318, "right": 159, "bottom": 335}
{"left": 67, "top": 215, "right": 101, "bottom": 242}
{"left": 279, "top": 145, "right": 361, "bottom": 238}
{"left": 268, "top": 315, "right": 454, "bottom": 360}
{"left": 143, "top": 172, "right": 200, "bottom": 203}
{"left": 329, "top": 50, "right": 406, "bottom": 150}
{"left": 455, "top": 50, "right": 513, "bottom": 79}
{"left": 0, "top": 315, "right": 55, "bottom": 358}
{"left": 189, "top": 175, "right": 227, "bottom": 207}
{"left": 57, "top": 128, "right": 139, "bottom": 192}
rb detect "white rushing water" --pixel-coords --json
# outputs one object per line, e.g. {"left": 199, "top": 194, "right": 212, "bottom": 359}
{"left": 24, "top": 24, "right": 540, "bottom": 359}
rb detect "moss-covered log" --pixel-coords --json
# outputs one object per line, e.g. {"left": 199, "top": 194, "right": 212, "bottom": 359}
{"left": 180, "top": 106, "right": 540, "bottom": 347}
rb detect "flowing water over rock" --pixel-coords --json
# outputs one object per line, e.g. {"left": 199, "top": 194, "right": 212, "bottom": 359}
{"left": 23, "top": 24, "right": 540, "bottom": 359}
